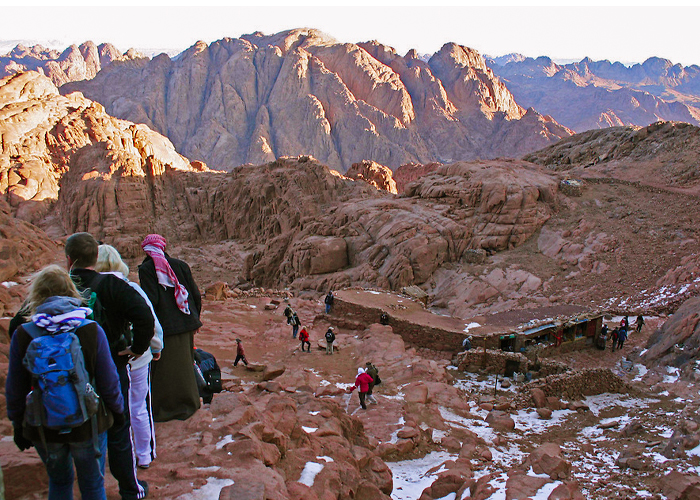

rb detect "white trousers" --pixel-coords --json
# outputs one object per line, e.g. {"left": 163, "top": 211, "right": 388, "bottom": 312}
{"left": 129, "top": 363, "right": 156, "bottom": 467}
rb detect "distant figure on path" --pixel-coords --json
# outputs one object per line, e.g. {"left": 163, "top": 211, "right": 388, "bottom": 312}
{"left": 380, "top": 312, "right": 389, "bottom": 325}
{"left": 636, "top": 314, "right": 645, "bottom": 332}
{"left": 554, "top": 328, "right": 563, "bottom": 347}
{"left": 283, "top": 303, "right": 293, "bottom": 323}
{"left": 348, "top": 368, "right": 374, "bottom": 410}
{"left": 325, "top": 327, "right": 336, "bottom": 355}
{"left": 324, "top": 291, "right": 334, "bottom": 314}
{"left": 139, "top": 234, "right": 202, "bottom": 422}
{"left": 365, "top": 362, "right": 380, "bottom": 404}
{"left": 234, "top": 339, "right": 248, "bottom": 366}
{"left": 299, "top": 327, "right": 311, "bottom": 352}
{"left": 617, "top": 327, "right": 627, "bottom": 350}
{"left": 290, "top": 312, "right": 300, "bottom": 339}
{"left": 462, "top": 336, "right": 472, "bottom": 351}
{"left": 611, "top": 327, "right": 619, "bottom": 352}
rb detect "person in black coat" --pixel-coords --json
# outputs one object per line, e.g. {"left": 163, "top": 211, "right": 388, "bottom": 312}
{"left": 139, "top": 234, "right": 203, "bottom": 422}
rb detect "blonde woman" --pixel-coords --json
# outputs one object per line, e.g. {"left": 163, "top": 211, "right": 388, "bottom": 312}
{"left": 6, "top": 265, "right": 123, "bottom": 499}
{"left": 96, "top": 245, "right": 164, "bottom": 469}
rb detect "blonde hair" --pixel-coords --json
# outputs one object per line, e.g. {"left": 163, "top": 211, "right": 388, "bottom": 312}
{"left": 95, "top": 244, "right": 129, "bottom": 276}
{"left": 27, "top": 264, "right": 82, "bottom": 314}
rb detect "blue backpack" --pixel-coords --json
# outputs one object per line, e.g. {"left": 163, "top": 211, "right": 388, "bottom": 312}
{"left": 22, "top": 320, "right": 100, "bottom": 433}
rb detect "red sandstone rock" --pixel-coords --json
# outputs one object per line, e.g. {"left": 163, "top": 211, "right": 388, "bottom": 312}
{"left": 526, "top": 442, "right": 571, "bottom": 480}
{"left": 346, "top": 160, "right": 398, "bottom": 194}
{"left": 485, "top": 410, "right": 515, "bottom": 431}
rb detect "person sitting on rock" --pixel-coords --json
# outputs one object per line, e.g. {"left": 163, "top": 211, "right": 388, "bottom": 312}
{"left": 299, "top": 327, "right": 311, "bottom": 353}
{"left": 234, "top": 338, "right": 248, "bottom": 366}
{"left": 347, "top": 368, "right": 374, "bottom": 410}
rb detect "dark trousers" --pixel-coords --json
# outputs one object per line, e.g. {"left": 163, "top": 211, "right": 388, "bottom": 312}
{"left": 359, "top": 391, "right": 367, "bottom": 409}
{"left": 234, "top": 354, "right": 248, "bottom": 366}
{"left": 367, "top": 382, "right": 375, "bottom": 396}
{"left": 110, "top": 363, "right": 146, "bottom": 499}
{"left": 301, "top": 341, "right": 310, "bottom": 352}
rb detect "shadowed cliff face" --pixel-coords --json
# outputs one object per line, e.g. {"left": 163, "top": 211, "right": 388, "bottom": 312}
{"left": 62, "top": 29, "right": 572, "bottom": 172}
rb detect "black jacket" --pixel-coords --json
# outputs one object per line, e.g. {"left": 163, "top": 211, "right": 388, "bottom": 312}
{"left": 138, "top": 254, "right": 202, "bottom": 336}
{"left": 71, "top": 268, "right": 155, "bottom": 364}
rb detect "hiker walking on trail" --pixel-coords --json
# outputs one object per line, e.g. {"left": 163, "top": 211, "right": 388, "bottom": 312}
{"left": 325, "top": 327, "right": 336, "bottom": 355}
{"left": 139, "top": 233, "right": 202, "bottom": 424}
{"left": 365, "top": 362, "right": 380, "bottom": 404}
{"left": 299, "top": 327, "right": 311, "bottom": 352}
{"left": 617, "top": 327, "right": 628, "bottom": 350}
{"left": 347, "top": 368, "right": 374, "bottom": 410}
{"left": 283, "top": 303, "right": 293, "bottom": 323}
{"left": 66, "top": 232, "right": 153, "bottom": 499}
{"left": 234, "top": 339, "right": 248, "bottom": 366}
{"left": 611, "top": 327, "right": 619, "bottom": 352}
{"left": 324, "top": 291, "right": 334, "bottom": 314}
{"left": 290, "top": 312, "right": 300, "bottom": 339}
{"left": 6, "top": 265, "right": 124, "bottom": 500}
{"left": 96, "top": 244, "right": 164, "bottom": 470}
{"left": 636, "top": 314, "right": 645, "bottom": 332}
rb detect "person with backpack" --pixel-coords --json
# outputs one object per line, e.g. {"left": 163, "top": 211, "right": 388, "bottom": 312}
{"left": 325, "top": 327, "right": 336, "bottom": 355}
{"left": 66, "top": 232, "right": 154, "bottom": 500}
{"left": 96, "top": 244, "right": 164, "bottom": 470}
{"left": 283, "top": 303, "right": 293, "bottom": 323}
{"left": 347, "top": 367, "right": 374, "bottom": 410}
{"left": 234, "top": 338, "right": 248, "bottom": 366}
{"left": 324, "top": 291, "right": 334, "bottom": 314}
{"left": 139, "top": 234, "right": 202, "bottom": 424}
{"left": 611, "top": 327, "right": 619, "bottom": 352}
{"left": 6, "top": 265, "right": 124, "bottom": 500}
{"left": 636, "top": 314, "right": 645, "bottom": 332}
{"left": 290, "top": 312, "right": 301, "bottom": 339}
{"left": 365, "top": 362, "right": 380, "bottom": 404}
{"left": 299, "top": 327, "right": 311, "bottom": 352}
{"left": 617, "top": 327, "right": 628, "bottom": 350}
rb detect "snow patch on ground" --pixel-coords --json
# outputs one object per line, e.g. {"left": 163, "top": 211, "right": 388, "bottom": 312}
{"left": 215, "top": 435, "right": 234, "bottom": 450}
{"left": 584, "top": 393, "right": 657, "bottom": 416}
{"left": 464, "top": 322, "right": 481, "bottom": 333}
{"left": 174, "top": 478, "right": 235, "bottom": 499}
{"left": 302, "top": 426, "right": 318, "bottom": 433}
{"left": 664, "top": 366, "right": 680, "bottom": 383}
{"left": 299, "top": 461, "right": 324, "bottom": 487}
{"left": 387, "top": 451, "right": 457, "bottom": 500}
{"left": 512, "top": 408, "right": 573, "bottom": 434}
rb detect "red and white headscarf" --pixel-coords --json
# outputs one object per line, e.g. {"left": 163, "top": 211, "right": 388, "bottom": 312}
{"left": 141, "top": 234, "right": 190, "bottom": 315}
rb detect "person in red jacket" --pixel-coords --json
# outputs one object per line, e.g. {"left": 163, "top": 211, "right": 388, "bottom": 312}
{"left": 347, "top": 368, "right": 374, "bottom": 410}
{"left": 299, "top": 327, "right": 311, "bottom": 353}
{"left": 234, "top": 339, "right": 248, "bottom": 366}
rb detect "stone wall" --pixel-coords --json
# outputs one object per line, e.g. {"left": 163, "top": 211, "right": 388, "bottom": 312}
{"left": 332, "top": 297, "right": 465, "bottom": 352}
{"left": 513, "top": 368, "right": 632, "bottom": 408}
{"left": 454, "top": 349, "right": 529, "bottom": 375}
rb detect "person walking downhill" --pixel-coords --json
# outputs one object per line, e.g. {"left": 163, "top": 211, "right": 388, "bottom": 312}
{"left": 95, "top": 244, "right": 164, "bottom": 470}
{"left": 636, "top": 314, "right": 645, "bottom": 333}
{"left": 365, "top": 362, "right": 380, "bottom": 404}
{"left": 290, "top": 312, "right": 300, "bottom": 339}
{"left": 6, "top": 265, "right": 125, "bottom": 500}
{"left": 66, "top": 233, "right": 154, "bottom": 500}
{"left": 611, "top": 327, "right": 619, "bottom": 352}
{"left": 233, "top": 339, "right": 248, "bottom": 366}
{"left": 347, "top": 368, "right": 374, "bottom": 410}
{"left": 617, "top": 327, "right": 628, "bottom": 350}
{"left": 299, "top": 326, "right": 311, "bottom": 353}
{"left": 325, "top": 327, "right": 336, "bottom": 355}
{"left": 138, "top": 234, "right": 202, "bottom": 423}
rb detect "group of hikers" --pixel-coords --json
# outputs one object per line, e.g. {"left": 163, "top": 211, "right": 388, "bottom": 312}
{"left": 596, "top": 315, "right": 644, "bottom": 351}
{"left": 5, "top": 232, "right": 203, "bottom": 499}
{"left": 283, "top": 297, "right": 337, "bottom": 354}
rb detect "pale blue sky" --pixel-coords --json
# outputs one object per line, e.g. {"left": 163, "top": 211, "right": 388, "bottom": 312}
{"left": 2, "top": 3, "right": 699, "bottom": 66}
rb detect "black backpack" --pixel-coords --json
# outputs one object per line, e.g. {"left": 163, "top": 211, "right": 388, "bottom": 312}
{"left": 325, "top": 330, "right": 335, "bottom": 342}
{"left": 194, "top": 348, "right": 223, "bottom": 395}
{"left": 74, "top": 274, "right": 130, "bottom": 353}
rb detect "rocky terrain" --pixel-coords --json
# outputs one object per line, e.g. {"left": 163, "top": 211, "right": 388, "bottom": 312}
{"left": 0, "top": 41, "right": 141, "bottom": 87}
{"left": 3, "top": 39, "right": 700, "bottom": 500}
{"left": 488, "top": 55, "right": 700, "bottom": 132}
{"left": 60, "top": 29, "right": 571, "bottom": 172}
